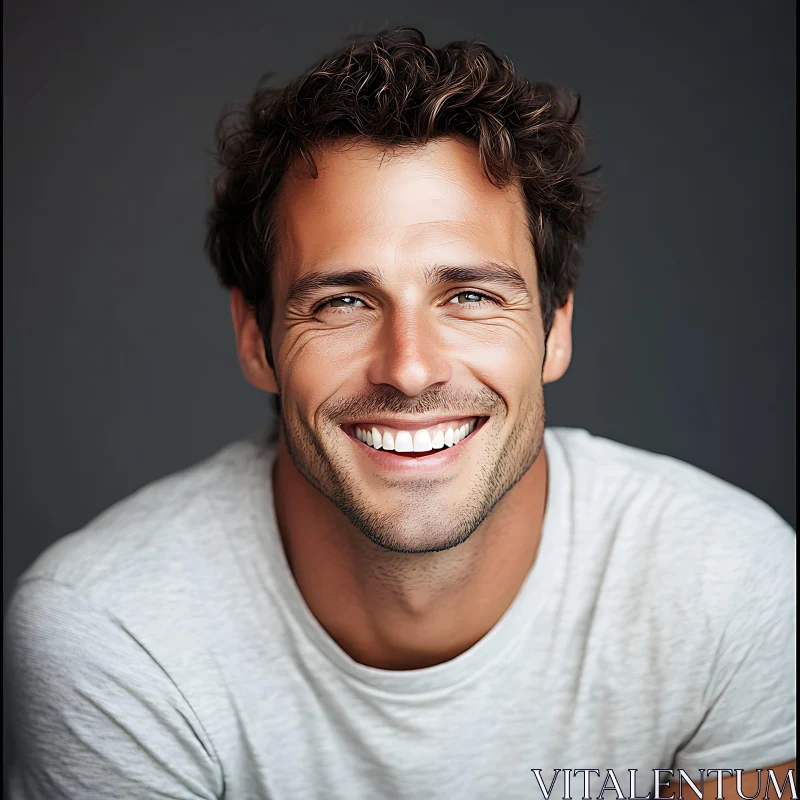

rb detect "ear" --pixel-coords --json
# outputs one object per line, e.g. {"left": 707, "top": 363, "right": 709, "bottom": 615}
{"left": 230, "top": 287, "right": 279, "bottom": 394}
{"left": 542, "top": 291, "right": 574, "bottom": 385}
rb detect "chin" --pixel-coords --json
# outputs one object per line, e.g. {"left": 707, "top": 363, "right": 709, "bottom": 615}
{"left": 338, "top": 500, "right": 489, "bottom": 554}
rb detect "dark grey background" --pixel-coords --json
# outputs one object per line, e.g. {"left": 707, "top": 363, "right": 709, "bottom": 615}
{"left": 4, "top": 1, "right": 795, "bottom": 599}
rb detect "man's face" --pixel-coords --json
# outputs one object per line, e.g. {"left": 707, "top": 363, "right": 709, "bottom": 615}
{"left": 268, "top": 137, "right": 553, "bottom": 553}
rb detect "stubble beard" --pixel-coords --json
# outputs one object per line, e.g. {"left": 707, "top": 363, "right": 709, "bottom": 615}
{"left": 281, "top": 386, "right": 546, "bottom": 554}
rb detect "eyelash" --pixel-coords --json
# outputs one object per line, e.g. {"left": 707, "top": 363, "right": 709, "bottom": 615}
{"left": 317, "top": 291, "right": 498, "bottom": 313}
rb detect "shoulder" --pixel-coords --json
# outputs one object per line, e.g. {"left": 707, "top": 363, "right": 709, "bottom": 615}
{"left": 547, "top": 425, "right": 794, "bottom": 541}
{"left": 5, "top": 426, "right": 281, "bottom": 788}
{"left": 546, "top": 426, "right": 796, "bottom": 623}
{"left": 10, "top": 426, "right": 279, "bottom": 629}
{"left": 546, "top": 428, "right": 795, "bottom": 756}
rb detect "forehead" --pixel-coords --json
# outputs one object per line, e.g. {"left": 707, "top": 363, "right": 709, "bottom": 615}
{"left": 273, "top": 138, "right": 535, "bottom": 281}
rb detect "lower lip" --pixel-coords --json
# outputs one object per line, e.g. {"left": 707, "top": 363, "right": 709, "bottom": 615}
{"left": 340, "top": 419, "right": 488, "bottom": 474}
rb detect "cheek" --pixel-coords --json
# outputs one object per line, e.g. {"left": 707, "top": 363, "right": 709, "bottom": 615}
{"left": 280, "top": 327, "right": 370, "bottom": 410}
{"left": 453, "top": 324, "right": 541, "bottom": 404}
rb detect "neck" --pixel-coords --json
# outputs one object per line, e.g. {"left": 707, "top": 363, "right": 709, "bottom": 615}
{"left": 272, "top": 431, "right": 549, "bottom": 670}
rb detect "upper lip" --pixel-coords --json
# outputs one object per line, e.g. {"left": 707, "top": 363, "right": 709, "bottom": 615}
{"left": 341, "top": 414, "right": 486, "bottom": 428}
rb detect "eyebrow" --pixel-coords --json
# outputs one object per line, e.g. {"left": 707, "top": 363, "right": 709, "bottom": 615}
{"left": 285, "top": 261, "right": 530, "bottom": 307}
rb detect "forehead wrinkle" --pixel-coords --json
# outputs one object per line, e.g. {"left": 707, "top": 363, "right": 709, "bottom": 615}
{"left": 398, "top": 217, "right": 490, "bottom": 241}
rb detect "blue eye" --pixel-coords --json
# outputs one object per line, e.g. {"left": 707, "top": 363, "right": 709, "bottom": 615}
{"left": 322, "top": 296, "right": 365, "bottom": 310}
{"left": 449, "top": 291, "right": 493, "bottom": 305}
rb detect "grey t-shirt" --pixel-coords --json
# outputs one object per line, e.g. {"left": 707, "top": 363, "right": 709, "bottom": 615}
{"left": 5, "top": 426, "right": 796, "bottom": 799}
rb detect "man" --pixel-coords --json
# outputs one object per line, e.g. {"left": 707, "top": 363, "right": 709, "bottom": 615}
{"left": 6, "top": 27, "right": 795, "bottom": 799}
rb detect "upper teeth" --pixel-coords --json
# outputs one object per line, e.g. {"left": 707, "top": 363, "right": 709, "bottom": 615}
{"left": 352, "top": 419, "right": 478, "bottom": 451}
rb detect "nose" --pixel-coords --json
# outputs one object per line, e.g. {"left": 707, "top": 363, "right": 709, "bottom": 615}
{"left": 366, "top": 308, "right": 452, "bottom": 398}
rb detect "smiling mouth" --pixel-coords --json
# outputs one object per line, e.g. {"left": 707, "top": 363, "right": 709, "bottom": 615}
{"left": 342, "top": 416, "right": 487, "bottom": 457}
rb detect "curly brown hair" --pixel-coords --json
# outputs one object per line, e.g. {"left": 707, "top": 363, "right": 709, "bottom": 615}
{"left": 206, "top": 26, "right": 600, "bottom": 383}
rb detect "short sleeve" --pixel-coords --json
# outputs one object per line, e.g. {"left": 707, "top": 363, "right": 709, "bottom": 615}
{"left": 674, "top": 524, "right": 796, "bottom": 776}
{"left": 5, "top": 577, "right": 223, "bottom": 799}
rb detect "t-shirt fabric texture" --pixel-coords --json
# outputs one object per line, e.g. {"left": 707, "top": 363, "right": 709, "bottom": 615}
{"left": 5, "top": 425, "right": 796, "bottom": 799}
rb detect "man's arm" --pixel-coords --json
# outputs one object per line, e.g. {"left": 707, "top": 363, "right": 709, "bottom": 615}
{"left": 5, "top": 577, "right": 222, "bottom": 799}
